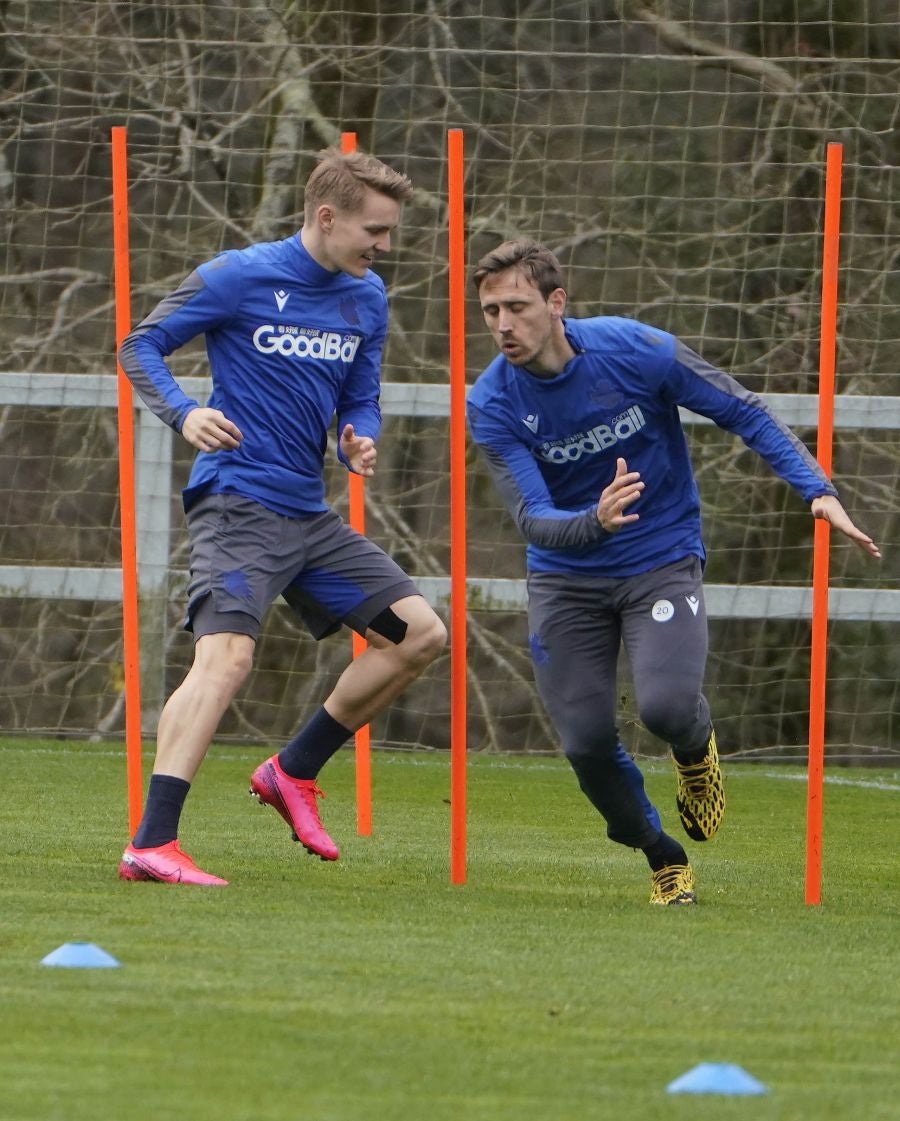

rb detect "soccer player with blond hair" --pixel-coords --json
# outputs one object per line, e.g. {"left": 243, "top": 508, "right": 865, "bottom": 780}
{"left": 117, "top": 149, "right": 446, "bottom": 885}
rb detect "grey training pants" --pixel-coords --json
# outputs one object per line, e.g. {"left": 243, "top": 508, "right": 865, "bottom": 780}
{"left": 526, "top": 555, "right": 712, "bottom": 848}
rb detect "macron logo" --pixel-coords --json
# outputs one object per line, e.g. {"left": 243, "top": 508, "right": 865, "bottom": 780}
{"left": 523, "top": 413, "right": 539, "bottom": 433}
{"left": 274, "top": 289, "right": 289, "bottom": 312}
{"left": 536, "top": 405, "right": 647, "bottom": 464}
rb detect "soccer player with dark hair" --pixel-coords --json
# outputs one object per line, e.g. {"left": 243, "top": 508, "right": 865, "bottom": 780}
{"left": 467, "top": 238, "right": 880, "bottom": 906}
{"left": 117, "top": 148, "right": 447, "bottom": 886}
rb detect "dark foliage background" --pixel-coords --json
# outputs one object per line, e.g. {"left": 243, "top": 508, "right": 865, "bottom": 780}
{"left": 1, "top": 0, "right": 897, "bottom": 758}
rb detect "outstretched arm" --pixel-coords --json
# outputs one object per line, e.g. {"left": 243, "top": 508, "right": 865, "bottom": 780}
{"left": 658, "top": 341, "right": 882, "bottom": 559}
{"left": 810, "top": 495, "right": 881, "bottom": 559}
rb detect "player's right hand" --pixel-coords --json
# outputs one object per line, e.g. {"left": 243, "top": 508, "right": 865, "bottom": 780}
{"left": 181, "top": 407, "right": 243, "bottom": 452}
{"left": 596, "top": 457, "right": 644, "bottom": 532}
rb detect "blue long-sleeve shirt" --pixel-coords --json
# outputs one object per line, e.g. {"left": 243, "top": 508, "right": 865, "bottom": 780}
{"left": 466, "top": 316, "right": 837, "bottom": 577}
{"left": 119, "top": 234, "right": 387, "bottom": 516}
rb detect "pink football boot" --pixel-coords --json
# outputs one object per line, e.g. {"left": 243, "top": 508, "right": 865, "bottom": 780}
{"left": 249, "top": 755, "right": 339, "bottom": 861}
{"left": 118, "top": 840, "right": 228, "bottom": 886}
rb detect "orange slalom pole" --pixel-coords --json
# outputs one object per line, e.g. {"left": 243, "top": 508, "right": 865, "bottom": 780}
{"left": 447, "top": 129, "right": 467, "bottom": 884}
{"left": 341, "top": 130, "right": 372, "bottom": 836}
{"left": 111, "top": 126, "right": 144, "bottom": 835}
{"left": 805, "top": 142, "right": 842, "bottom": 906}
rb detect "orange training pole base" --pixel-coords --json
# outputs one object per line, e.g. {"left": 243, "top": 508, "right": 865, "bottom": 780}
{"left": 341, "top": 130, "right": 372, "bottom": 837}
{"left": 111, "top": 125, "right": 144, "bottom": 835}
{"left": 805, "top": 141, "right": 842, "bottom": 906}
{"left": 447, "top": 128, "right": 467, "bottom": 884}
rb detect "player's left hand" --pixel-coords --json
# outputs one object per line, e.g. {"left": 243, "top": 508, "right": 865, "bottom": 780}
{"left": 810, "top": 495, "right": 881, "bottom": 558}
{"left": 340, "top": 423, "right": 377, "bottom": 477}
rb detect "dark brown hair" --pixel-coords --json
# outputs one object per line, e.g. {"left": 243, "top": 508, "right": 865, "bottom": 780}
{"left": 304, "top": 148, "right": 414, "bottom": 219}
{"left": 471, "top": 239, "right": 565, "bottom": 298}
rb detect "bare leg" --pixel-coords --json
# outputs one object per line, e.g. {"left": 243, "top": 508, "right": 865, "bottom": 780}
{"left": 322, "top": 596, "right": 446, "bottom": 730}
{"left": 247, "top": 598, "right": 445, "bottom": 859}
{"left": 153, "top": 631, "right": 256, "bottom": 781}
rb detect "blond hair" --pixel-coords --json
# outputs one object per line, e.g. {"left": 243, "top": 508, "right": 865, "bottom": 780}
{"left": 304, "top": 148, "right": 413, "bottom": 219}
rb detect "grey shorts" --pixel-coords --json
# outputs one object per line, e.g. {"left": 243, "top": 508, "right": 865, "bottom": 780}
{"left": 184, "top": 493, "right": 421, "bottom": 642}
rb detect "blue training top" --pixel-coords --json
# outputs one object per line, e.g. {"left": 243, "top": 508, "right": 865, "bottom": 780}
{"left": 119, "top": 234, "right": 387, "bottom": 516}
{"left": 466, "top": 316, "right": 837, "bottom": 577}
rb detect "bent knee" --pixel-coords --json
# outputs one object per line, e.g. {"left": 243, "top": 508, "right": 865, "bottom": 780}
{"left": 423, "top": 613, "right": 448, "bottom": 656}
{"left": 371, "top": 597, "right": 447, "bottom": 665}
{"left": 638, "top": 698, "right": 699, "bottom": 744}
{"left": 405, "top": 612, "right": 447, "bottom": 665}
{"left": 562, "top": 733, "right": 619, "bottom": 769}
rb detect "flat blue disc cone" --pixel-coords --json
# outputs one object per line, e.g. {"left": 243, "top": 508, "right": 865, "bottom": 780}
{"left": 40, "top": 942, "right": 121, "bottom": 969}
{"left": 667, "top": 1062, "right": 768, "bottom": 1095}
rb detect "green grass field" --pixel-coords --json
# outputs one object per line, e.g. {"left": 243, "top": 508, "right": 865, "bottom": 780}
{"left": 1, "top": 738, "right": 897, "bottom": 1121}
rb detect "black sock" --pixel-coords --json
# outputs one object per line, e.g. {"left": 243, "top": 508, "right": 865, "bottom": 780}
{"left": 642, "top": 831, "right": 688, "bottom": 872}
{"left": 277, "top": 707, "right": 352, "bottom": 780}
{"left": 673, "top": 748, "right": 704, "bottom": 765}
{"left": 672, "top": 729, "right": 713, "bottom": 766}
{"left": 131, "top": 774, "right": 191, "bottom": 849}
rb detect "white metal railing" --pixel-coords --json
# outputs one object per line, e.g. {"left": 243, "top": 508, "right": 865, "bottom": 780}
{"left": 2, "top": 371, "right": 898, "bottom": 622}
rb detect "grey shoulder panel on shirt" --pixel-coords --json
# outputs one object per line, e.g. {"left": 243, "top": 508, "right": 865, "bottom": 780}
{"left": 672, "top": 340, "right": 837, "bottom": 496}
{"left": 134, "top": 269, "right": 209, "bottom": 331}
{"left": 673, "top": 339, "right": 764, "bottom": 406}
{"left": 118, "top": 271, "right": 209, "bottom": 430}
